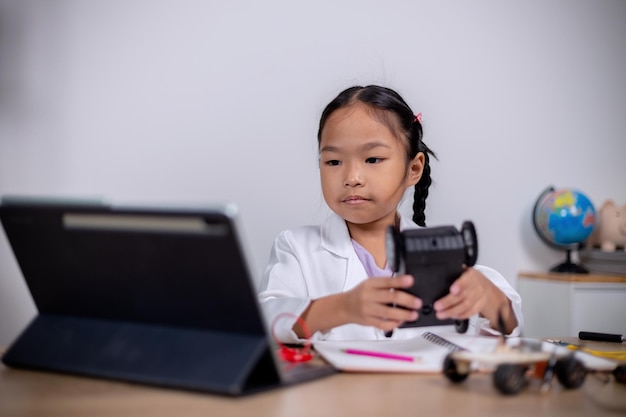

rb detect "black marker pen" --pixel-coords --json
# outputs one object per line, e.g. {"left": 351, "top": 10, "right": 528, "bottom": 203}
{"left": 579, "top": 331, "right": 625, "bottom": 343}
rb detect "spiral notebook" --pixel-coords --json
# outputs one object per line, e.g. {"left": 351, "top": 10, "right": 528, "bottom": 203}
{"left": 313, "top": 330, "right": 619, "bottom": 374}
{"left": 421, "top": 331, "right": 468, "bottom": 352}
{"left": 313, "top": 329, "right": 499, "bottom": 373}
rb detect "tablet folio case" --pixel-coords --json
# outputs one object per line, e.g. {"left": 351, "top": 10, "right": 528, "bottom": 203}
{"left": 2, "top": 315, "right": 280, "bottom": 395}
{"left": 0, "top": 200, "right": 282, "bottom": 396}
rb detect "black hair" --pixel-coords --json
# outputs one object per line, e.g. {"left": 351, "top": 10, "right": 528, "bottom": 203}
{"left": 317, "top": 85, "right": 437, "bottom": 227}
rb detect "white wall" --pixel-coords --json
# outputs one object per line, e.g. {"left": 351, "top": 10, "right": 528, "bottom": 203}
{"left": 1, "top": 0, "right": 625, "bottom": 345}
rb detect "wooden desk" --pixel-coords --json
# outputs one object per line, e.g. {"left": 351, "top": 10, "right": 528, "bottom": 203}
{"left": 518, "top": 271, "right": 626, "bottom": 284}
{"left": 1, "top": 352, "right": 625, "bottom": 417}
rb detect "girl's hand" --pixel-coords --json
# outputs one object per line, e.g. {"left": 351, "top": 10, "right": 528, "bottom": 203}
{"left": 432, "top": 268, "right": 517, "bottom": 333}
{"left": 342, "top": 274, "right": 422, "bottom": 332}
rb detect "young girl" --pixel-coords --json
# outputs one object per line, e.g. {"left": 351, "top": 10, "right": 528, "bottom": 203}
{"left": 259, "top": 85, "right": 523, "bottom": 343}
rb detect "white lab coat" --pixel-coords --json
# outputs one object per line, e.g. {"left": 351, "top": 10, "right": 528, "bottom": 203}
{"left": 258, "top": 212, "right": 523, "bottom": 343}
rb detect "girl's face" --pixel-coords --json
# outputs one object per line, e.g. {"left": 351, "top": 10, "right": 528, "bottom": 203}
{"left": 318, "top": 103, "right": 424, "bottom": 229}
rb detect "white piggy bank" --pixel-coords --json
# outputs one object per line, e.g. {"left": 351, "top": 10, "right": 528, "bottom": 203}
{"left": 587, "top": 200, "right": 626, "bottom": 252}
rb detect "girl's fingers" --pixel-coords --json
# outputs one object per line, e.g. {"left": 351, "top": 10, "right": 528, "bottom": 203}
{"left": 369, "top": 310, "right": 417, "bottom": 331}
{"left": 367, "top": 275, "right": 422, "bottom": 310}
{"left": 356, "top": 275, "right": 422, "bottom": 329}
{"left": 382, "top": 288, "right": 422, "bottom": 310}
{"left": 435, "top": 289, "right": 483, "bottom": 320}
{"left": 384, "top": 304, "right": 418, "bottom": 322}
{"left": 370, "top": 274, "right": 414, "bottom": 290}
{"left": 437, "top": 302, "right": 475, "bottom": 320}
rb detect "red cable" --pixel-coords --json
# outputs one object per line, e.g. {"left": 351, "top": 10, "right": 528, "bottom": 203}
{"left": 271, "top": 312, "right": 313, "bottom": 363}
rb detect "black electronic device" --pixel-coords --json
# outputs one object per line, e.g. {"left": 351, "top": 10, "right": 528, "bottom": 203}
{"left": 0, "top": 196, "right": 335, "bottom": 396}
{"left": 385, "top": 221, "right": 478, "bottom": 333}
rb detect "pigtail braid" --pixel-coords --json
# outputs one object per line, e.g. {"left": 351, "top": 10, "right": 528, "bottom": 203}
{"left": 410, "top": 122, "right": 436, "bottom": 227}
{"left": 412, "top": 144, "right": 433, "bottom": 226}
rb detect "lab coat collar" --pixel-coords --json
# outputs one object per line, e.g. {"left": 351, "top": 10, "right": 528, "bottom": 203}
{"left": 320, "top": 213, "right": 352, "bottom": 258}
{"left": 320, "top": 212, "right": 419, "bottom": 258}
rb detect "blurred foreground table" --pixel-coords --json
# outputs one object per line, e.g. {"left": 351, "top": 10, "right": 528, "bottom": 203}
{"left": 1, "top": 348, "right": 625, "bottom": 417}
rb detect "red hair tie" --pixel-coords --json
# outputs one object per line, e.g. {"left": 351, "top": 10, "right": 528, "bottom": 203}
{"left": 414, "top": 112, "right": 422, "bottom": 124}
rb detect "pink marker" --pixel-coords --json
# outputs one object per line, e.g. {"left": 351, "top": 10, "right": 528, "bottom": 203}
{"left": 344, "top": 348, "right": 419, "bottom": 362}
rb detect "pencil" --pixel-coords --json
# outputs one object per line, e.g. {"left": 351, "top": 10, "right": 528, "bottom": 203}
{"left": 343, "top": 348, "right": 420, "bottom": 362}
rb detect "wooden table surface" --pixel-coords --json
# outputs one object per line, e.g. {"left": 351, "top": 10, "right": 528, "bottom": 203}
{"left": 1, "top": 350, "right": 625, "bottom": 417}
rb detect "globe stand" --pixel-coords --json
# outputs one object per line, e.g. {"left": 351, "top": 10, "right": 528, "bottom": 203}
{"left": 550, "top": 248, "right": 589, "bottom": 274}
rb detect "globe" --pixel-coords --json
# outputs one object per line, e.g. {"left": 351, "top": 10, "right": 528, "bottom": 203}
{"left": 532, "top": 186, "right": 596, "bottom": 273}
